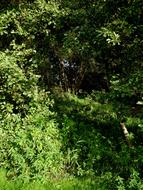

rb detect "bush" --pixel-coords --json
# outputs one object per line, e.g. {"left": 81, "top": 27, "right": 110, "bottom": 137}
{"left": 0, "top": 91, "right": 64, "bottom": 181}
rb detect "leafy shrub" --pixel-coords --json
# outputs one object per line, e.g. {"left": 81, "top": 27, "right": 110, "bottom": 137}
{"left": 0, "top": 91, "right": 64, "bottom": 181}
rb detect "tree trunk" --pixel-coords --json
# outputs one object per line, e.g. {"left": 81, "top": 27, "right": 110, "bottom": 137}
{"left": 120, "top": 122, "right": 132, "bottom": 147}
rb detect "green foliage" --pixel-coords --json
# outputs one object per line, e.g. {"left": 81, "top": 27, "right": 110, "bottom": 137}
{"left": 1, "top": 169, "right": 143, "bottom": 190}
{"left": 50, "top": 91, "right": 143, "bottom": 188}
{"left": 53, "top": 93, "right": 136, "bottom": 177}
{"left": 0, "top": 0, "right": 143, "bottom": 187}
{"left": 0, "top": 169, "right": 108, "bottom": 190}
{"left": 0, "top": 51, "right": 38, "bottom": 115}
{"left": 0, "top": 90, "right": 64, "bottom": 181}
{"left": 1, "top": 0, "right": 143, "bottom": 92}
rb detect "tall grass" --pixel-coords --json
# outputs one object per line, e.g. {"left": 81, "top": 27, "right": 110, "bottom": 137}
{"left": 0, "top": 170, "right": 107, "bottom": 190}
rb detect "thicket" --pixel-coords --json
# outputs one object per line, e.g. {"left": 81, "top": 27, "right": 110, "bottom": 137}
{"left": 0, "top": 0, "right": 143, "bottom": 189}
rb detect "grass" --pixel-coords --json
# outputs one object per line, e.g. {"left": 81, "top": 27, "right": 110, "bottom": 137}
{"left": 0, "top": 170, "right": 107, "bottom": 190}
{"left": 0, "top": 178, "right": 103, "bottom": 190}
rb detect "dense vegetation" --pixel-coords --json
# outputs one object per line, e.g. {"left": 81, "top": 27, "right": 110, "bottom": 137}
{"left": 0, "top": 0, "right": 143, "bottom": 189}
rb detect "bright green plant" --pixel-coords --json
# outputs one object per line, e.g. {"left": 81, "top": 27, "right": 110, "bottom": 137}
{"left": 0, "top": 91, "right": 64, "bottom": 181}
